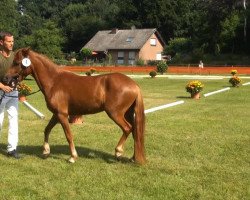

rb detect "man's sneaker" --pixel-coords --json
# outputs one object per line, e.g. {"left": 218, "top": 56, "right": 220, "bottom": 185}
{"left": 7, "top": 150, "right": 20, "bottom": 159}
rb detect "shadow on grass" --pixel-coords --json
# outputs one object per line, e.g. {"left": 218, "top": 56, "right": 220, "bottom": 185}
{"left": 0, "top": 143, "right": 131, "bottom": 164}
{"left": 176, "top": 96, "right": 191, "bottom": 99}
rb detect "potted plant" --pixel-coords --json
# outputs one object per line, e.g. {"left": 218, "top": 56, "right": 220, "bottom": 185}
{"left": 229, "top": 76, "right": 242, "bottom": 87}
{"left": 17, "top": 82, "right": 32, "bottom": 102}
{"left": 230, "top": 69, "right": 238, "bottom": 76}
{"left": 185, "top": 80, "right": 204, "bottom": 99}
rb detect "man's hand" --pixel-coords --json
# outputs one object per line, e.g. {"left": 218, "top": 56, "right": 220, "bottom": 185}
{"left": 0, "top": 83, "right": 13, "bottom": 93}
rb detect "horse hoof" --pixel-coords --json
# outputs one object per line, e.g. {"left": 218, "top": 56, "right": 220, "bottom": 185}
{"left": 42, "top": 154, "right": 50, "bottom": 159}
{"left": 129, "top": 157, "right": 135, "bottom": 163}
{"left": 68, "top": 157, "right": 76, "bottom": 163}
{"left": 116, "top": 156, "right": 122, "bottom": 162}
{"left": 115, "top": 152, "right": 123, "bottom": 158}
{"left": 115, "top": 148, "right": 123, "bottom": 158}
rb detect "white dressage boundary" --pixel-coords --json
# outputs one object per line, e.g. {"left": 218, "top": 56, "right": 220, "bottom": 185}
{"left": 167, "top": 75, "right": 225, "bottom": 80}
{"left": 243, "top": 82, "right": 250, "bottom": 86}
{"left": 145, "top": 100, "right": 184, "bottom": 114}
{"left": 203, "top": 87, "right": 230, "bottom": 97}
{"left": 23, "top": 101, "right": 45, "bottom": 119}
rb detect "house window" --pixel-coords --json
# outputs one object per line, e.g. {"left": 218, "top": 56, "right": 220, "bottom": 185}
{"left": 128, "top": 51, "right": 135, "bottom": 65}
{"left": 126, "top": 37, "right": 134, "bottom": 43}
{"left": 117, "top": 51, "right": 124, "bottom": 64}
{"left": 156, "top": 53, "right": 162, "bottom": 60}
{"left": 150, "top": 38, "right": 157, "bottom": 46}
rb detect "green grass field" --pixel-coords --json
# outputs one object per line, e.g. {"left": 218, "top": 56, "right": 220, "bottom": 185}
{"left": 0, "top": 75, "right": 249, "bottom": 200}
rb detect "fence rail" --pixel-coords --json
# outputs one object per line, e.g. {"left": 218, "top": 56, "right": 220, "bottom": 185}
{"left": 61, "top": 65, "right": 250, "bottom": 75}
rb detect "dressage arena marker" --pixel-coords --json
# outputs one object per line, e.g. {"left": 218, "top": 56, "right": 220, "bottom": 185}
{"left": 144, "top": 100, "right": 185, "bottom": 114}
{"left": 242, "top": 82, "right": 250, "bottom": 86}
{"left": 22, "top": 101, "right": 45, "bottom": 119}
{"left": 203, "top": 87, "right": 230, "bottom": 97}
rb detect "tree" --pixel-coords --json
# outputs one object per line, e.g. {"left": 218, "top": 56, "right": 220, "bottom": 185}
{"left": 0, "top": 0, "right": 20, "bottom": 36}
{"left": 19, "top": 21, "right": 65, "bottom": 59}
{"left": 60, "top": 3, "right": 108, "bottom": 52}
{"left": 80, "top": 48, "right": 92, "bottom": 62}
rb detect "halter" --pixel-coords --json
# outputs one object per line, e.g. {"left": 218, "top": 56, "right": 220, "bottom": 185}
{"left": 0, "top": 57, "right": 41, "bottom": 104}
{"left": 17, "top": 57, "right": 31, "bottom": 78}
{"left": 20, "top": 57, "right": 41, "bottom": 95}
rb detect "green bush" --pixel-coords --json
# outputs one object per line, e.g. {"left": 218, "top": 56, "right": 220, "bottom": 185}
{"left": 136, "top": 58, "right": 145, "bottom": 66}
{"left": 156, "top": 61, "right": 168, "bottom": 74}
{"left": 149, "top": 70, "right": 157, "bottom": 78}
{"left": 147, "top": 60, "right": 161, "bottom": 66}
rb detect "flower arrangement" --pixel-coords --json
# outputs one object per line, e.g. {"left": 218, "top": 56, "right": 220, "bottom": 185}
{"left": 229, "top": 76, "right": 242, "bottom": 87}
{"left": 90, "top": 68, "right": 96, "bottom": 74}
{"left": 185, "top": 80, "right": 204, "bottom": 94}
{"left": 230, "top": 69, "right": 237, "bottom": 76}
{"left": 17, "top": 82, "right": 32, "bottom": 96}
{"left": 85, "top": 68, "right": 96, "bottom": 76}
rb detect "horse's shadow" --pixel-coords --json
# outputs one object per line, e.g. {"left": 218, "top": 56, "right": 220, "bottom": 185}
{"left": 0, "top": 143, "right": 131, "bottom": 164}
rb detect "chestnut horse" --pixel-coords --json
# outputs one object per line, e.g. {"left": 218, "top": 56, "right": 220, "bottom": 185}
{"left": 13, "top": 48, "right": 146, "bottom": 164}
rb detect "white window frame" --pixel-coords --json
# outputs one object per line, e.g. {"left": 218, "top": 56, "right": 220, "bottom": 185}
{"left": 117, "top": 51, "right": 124, "bottom": 64}
{"left": 150, "top": 38, "right": 157, "bottom": 46}
{"left": 128, "top": 51, "right": 135, "bottom": 65}
{"left": 156, "top": 53, "right": 162, "bottom": 60}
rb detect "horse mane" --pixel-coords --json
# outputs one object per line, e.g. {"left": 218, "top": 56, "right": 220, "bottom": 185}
{"left": 29, "top": 50, "right": 60, "bottom": 70}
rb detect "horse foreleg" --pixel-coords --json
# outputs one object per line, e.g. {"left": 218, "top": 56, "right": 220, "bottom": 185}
{"left": 43, "top": 114, "right": 58, "bottom": 158}
{"left": 57, "top": 113, "right": 78, "bottom": 163}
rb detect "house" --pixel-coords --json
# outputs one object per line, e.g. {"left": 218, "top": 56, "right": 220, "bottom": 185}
{"left": 83, "top": 28, "right": 166, "bottom": 65}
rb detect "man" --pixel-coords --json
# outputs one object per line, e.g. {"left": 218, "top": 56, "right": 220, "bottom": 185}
{"left": 0, "top": 31, "right": 20, "bottom": 159}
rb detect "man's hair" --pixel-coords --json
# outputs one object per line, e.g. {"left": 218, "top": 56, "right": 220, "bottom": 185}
{"left": 0, "top": 31, "right": 13, "bottom": 41}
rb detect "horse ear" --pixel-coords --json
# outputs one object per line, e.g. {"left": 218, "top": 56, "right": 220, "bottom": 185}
{"left": 22, "top": 47, "right": 31, "bottom": 57}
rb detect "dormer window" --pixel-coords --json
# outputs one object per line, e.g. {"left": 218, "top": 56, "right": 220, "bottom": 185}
{"left": 126, "top": 37, "right": 134, "bottom": 42}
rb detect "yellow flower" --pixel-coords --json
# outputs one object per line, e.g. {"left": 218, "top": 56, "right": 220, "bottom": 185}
{"left": 17, "top": 82, "right": 32, "bottom": 96}
{"left": 185, "top": 80, "right": 204, "bottom": 94}
{"left": 231, "top": 69, "right": 237, "bottom": 75}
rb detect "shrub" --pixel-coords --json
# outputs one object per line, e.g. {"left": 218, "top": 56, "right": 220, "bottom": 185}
{"left": 147, "top": 60, "right": 161, "bottom": 66}
{"left": 156, "top": 61, "right": 168, "bottom": 74}
{"left": 149, "top": 70, "right": 157, "bottom": 78}
{"left": 136, "top": 58, "right": 145, "bottom": 66}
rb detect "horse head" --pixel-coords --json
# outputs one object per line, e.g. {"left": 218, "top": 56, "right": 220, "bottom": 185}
{"left": 12, "top": 47, "right": 33, "bottom": 81}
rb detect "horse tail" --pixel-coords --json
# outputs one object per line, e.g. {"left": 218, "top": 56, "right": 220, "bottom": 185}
{"left": 133, "top": 89, "right": 146, "bottom": 164}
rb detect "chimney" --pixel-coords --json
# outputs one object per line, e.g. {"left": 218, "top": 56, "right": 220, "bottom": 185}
{"left": 110, "top": 28, "right": 118, "bottom": 34}
{"left": 131, "top": 25, "right": 136, "bottom": 30}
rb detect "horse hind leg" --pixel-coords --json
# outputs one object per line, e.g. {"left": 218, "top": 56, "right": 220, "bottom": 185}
{"left": 108, "top": 109, "right": 134, "bottom": 160}
{"left": 43, "top": 114, "right": 58, "bottom": 158}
